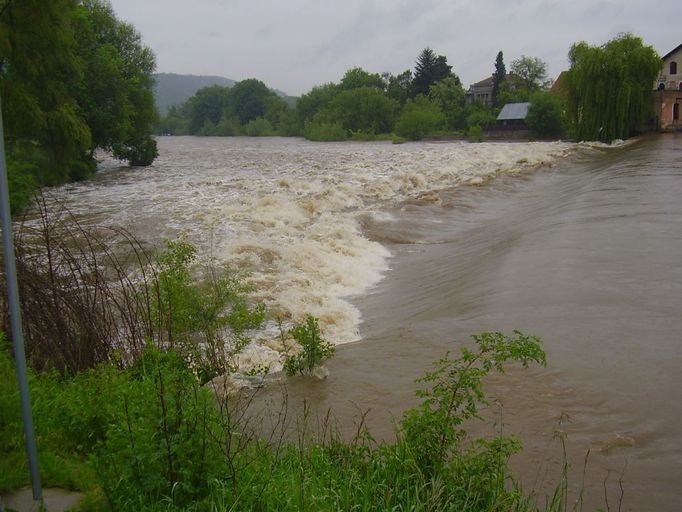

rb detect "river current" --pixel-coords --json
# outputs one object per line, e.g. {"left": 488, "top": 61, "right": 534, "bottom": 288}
{"left": 51, "top": 135, "right": 681, "bottom": 510}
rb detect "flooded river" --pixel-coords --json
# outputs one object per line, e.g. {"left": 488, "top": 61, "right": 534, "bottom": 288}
{"left": 54, "top": 135, "right": 681, "bottom": 510}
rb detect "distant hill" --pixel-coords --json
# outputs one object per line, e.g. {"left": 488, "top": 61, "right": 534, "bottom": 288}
{"left": 153, "top": 73, "right": 236, "bottom": 115}
{"left": 153, "top": 73, "right": 295, "bottom": 115}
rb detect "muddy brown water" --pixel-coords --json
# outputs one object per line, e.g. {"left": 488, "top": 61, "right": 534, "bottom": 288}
{"left": 266, "top": 134, "right": 682, "bottom": 511}
{"left": 49, "top": 135, "right": 681, "bottom": 510}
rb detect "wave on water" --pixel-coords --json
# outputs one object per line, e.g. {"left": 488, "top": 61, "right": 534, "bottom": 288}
{"left": 51, "top": 138, "right": 579, "bottom": 354}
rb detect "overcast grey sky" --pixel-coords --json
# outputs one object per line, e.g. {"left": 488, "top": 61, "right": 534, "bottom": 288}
{"left": 109, "top": 0, "right": 678, "bottom": 96}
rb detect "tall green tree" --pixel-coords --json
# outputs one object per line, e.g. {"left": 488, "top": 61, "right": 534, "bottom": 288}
{"left": 412, "top": 47, "right": 452, "bottom": 97}
{"left": 186, "top": 85, "right": 231, "bottom": 134}
{"left": 0, "top": 0, "right": 159, "bottom": 189}
{"left": 339, "top": 67, "right": 384, "bottom": 90}
{"left": 226, "top": 78, "right": 276, "bottom": 125}
{"left": 0, "top": 0, "right": 91, "bottom": 183}
{"left": 510, "top": 55, "right": 548, "bottom": 91}
{"left": 328, "top": 86, "right": 397, "bottom": 134}
{"left": 566, "top": 33, "right": 660, "bottom": 142}
{"left": 428, "top": 75, "right": 466, "bottom": 129}
{"left": 491, "top": 51, "right": 506, "bottom": 106}
{"left": 525, "top": 91, "right": 566, "bottom": 139}
{"left": 394, "top": 95, "right": 446, "bottom": 140}
{"left": 75, "top": 0, "right": 158, "bottom": 167}
{"left": 383, "top": 70, "right": 412, "bottom": 106}
{"left": 295, "top": 82, "right": 338, "bottom": 126}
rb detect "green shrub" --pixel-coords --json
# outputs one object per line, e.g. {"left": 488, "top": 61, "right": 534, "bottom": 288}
{"left": 93, "top": 346, "right": 222, "bottom": 509}
{"left": 394, "top": 95, "right": 446, "bottom": 140}
{"left": 0, "top": 327, "right": 586, "bottom": 511}
{"left": 153, "top": 239, "right": 265, "bottom": 383}
{"left": 391, "top": 134, "right": 406, "bottom": 144}
{"left": 303, "top": 120, "right": 347, "bottom": 141}
{"left": 283, "top": 315, "right": 335, "bottom": 376}
{"left": 198, "top": 119, "right": 218, "bottom": 136}
{"left": 467, "top": 125, "right": 484, "bottom": 142}
{"left": 113, "top": 135, "right": 158, "bottom": 167}
{"left": 526, "top": 91, "right": 567, "bottom": 139}
{"left": 401, "top": 331, "right": 546, "bottom": 476}
{"left": 349, "top": 130, "right": 392, "bottom": 141}
{"left": 214, "top": 116, "right": 241, "bottom": 136}
{"left": 244, "top": 117, "right": 274, "bottom": 136}
{"left": 465, "top": 108, "right": 496, "bottom": 130}
{"left": 6, "top": 157, "right": 38, "bottom": 214}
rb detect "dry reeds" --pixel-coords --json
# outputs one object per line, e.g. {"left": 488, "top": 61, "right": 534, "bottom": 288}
{"left": 1, "top": 194, "right": 160, "bottom": 373}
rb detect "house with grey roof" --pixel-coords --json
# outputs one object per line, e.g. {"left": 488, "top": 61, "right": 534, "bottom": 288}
{"left": 496, "top": 102, "right": 530, "bottom": 127}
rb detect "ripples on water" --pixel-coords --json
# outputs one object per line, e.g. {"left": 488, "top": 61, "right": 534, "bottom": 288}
{"left": 53, "top": 136, "right": 573, "bottom": 347}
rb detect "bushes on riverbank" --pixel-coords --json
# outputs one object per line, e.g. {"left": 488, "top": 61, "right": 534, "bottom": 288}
{"left": 1, "top": 330, "right": 553, "bottom": 511}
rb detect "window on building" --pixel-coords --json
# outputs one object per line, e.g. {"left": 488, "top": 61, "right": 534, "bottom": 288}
{"left": 674, "top": 103, "right": 680, "bottom": 121}
{"left": 679, "top": 82, "right": 682, "bottom": 91}
{"left": 658, "top": 82, "right": 666, "bottom": 91}
{"left": 671, "top": 61, "right": 678, "bottom": 75}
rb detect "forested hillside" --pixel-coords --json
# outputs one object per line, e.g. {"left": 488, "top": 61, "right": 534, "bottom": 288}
{"left": 153, "top": 73, "right": 235, "bottom": 115}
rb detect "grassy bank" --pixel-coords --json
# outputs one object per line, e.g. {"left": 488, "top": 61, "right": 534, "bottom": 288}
{"left": 1, "top": 331, "right": 564, "bottom": 511}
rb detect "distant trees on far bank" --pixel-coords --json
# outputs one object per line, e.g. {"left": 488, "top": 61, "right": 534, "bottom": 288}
{"left": 158, "top": 47, "right": 497, "bottom": 142}
{"left": 159, "top": 33, "right": 661, "bottom": 145}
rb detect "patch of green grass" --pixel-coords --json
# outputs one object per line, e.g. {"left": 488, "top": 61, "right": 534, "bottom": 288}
{"left": 0, "top": 329, "right": 576, "bottom": 511}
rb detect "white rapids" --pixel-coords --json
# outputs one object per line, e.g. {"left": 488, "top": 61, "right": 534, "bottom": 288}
{"left": 49, "top": 136, "right": 575, "bottom": 348}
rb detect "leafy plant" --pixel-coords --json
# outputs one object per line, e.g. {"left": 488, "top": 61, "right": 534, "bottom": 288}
{"left": 303, "top": 119, "right": 347, "bottom": 141}
{"left": 244, "top": 117, "right": 274, "bottom": 136}
{"left": 394, "top": 95, "right": 446, "bottom": 140}
{"left": 152, "top": 238, "right": 265, "bottom": 382}
{"left": 401, "top": 330, "right": 546, "bottom": 475}
{"left": 526, "top": 91, "right": 567, "bottom": 139}
{"left": 283, "top": 315, "right": 335, "bottom": 376}
{"left": 467, "top": 125, "right": 484, "bottom": 142}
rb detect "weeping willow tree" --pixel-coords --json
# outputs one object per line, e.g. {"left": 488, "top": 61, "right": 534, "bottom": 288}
{"left": 566, "top": 34, "right": 660, "bottom": 142}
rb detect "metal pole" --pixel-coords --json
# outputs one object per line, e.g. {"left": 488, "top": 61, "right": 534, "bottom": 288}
{"left": 0, "top": 78, "right": 43, "bottom": 502}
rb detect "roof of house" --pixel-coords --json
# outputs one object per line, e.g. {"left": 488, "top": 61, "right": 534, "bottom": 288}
{"left": 662, "top": 43, "right": 682, "bottom": 61}
{"left": 497, "top": 102, "right": 530, "bottom": 121}
{"left": 471, "top": 76, "right": 494, "bottom": 88}
{"left": 550, "top": 71, "right": 568, "bottom": 93}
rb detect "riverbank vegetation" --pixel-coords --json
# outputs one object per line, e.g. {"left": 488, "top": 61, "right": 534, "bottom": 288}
{"left": 2, "top": 324, "right": 554, "bottom": 511}
{"left": 0, "top": 0, "right": 159, "bottom": 213}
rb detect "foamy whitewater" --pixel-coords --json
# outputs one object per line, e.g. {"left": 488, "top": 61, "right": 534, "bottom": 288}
{"left": 49, "top": 137, "right": 575, "bottom": 365}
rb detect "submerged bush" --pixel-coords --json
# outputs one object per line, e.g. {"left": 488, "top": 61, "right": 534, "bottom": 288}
{"left": 283, "top": 315, "right": 335, "bottom": 376}
{"left": 401, "top": 330, "right": 546, "bottom": 476}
